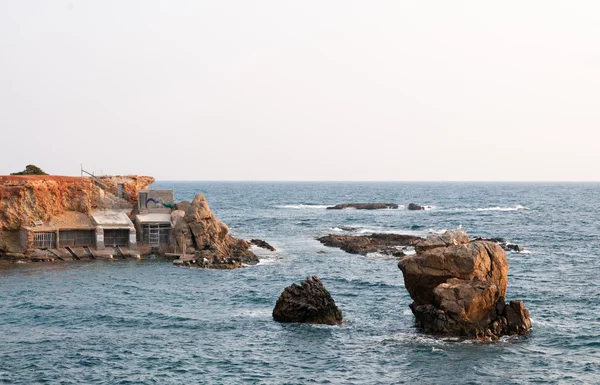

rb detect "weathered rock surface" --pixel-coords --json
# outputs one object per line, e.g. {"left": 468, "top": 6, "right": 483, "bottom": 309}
{"left": 327, "top": 203, "right": 399, "bottom": 210}
{"left": 250, "top": 239, "right": 276, "bottom": 251}
{"left": 0, "top": 175, "right": 153, "bottom": 231}
{"left": 398, "top": 230, "right": 531, "bottom": 340}
{"left": 272, "top": 276, "right": 342, "bottom": 325}
{"left": 317, "top": 233, "right": 423, "bottom": 257}
{"left": 407, "top": 203, "right": 425, "bottom": 210}
{"left": 170, "top": 194, "right": 258, "bottom": 269}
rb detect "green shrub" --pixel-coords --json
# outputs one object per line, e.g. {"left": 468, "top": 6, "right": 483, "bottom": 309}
{"left": 10, "top": 164, "right": 48, "bottom": 175}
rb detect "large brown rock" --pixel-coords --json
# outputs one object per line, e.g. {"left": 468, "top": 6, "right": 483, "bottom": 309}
{"left": 170, "top": 193, "right": 258, "bottom": 269}
{"left": 273, "top": 276, "right": 343, "bottom": 325}
{"left": 398, "top": 230, "right": 531, "bottom": 340}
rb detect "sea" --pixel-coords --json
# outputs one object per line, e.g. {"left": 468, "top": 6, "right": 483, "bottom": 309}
{"left": 1, "top": 182, "right": 598, "bottom": 384}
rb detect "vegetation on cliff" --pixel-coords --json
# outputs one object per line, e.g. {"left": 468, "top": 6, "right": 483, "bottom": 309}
{"left": 10, "top": 164, "right": 48, "bottom": 175}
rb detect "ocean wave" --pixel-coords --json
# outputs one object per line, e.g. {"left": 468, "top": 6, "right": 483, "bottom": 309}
{"left": 256, "top": 255, "right": 283, "bottom": 265}
{"left": 277, "top": 204, "right": 330, "bottom": 209}
{"left": 329, "top": 226, "right": 446, "bottom": 237}
{"left": 475, "top": 204, "right": 529, "bottom": 211}
{"left": 437, "top": 204, "right": 530, "bottom": 212}
{"left": 365, "top": 252, "right": 396, "bottom": 260}
{"left": 515, "top": 249, "right": 533, "bottom": 254}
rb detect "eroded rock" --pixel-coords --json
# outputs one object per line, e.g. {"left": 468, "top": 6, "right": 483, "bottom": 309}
{"left": 272, "top": 276, "right": 342, "bottom": 325}
{"left": 398, "top": 230, "right": 531, "bottom": 340}
{"left": 250, "top": 239, "right": 276, "bottom": 251}
{"left": 170, "top": 194, "right": 258, "bottom": 269}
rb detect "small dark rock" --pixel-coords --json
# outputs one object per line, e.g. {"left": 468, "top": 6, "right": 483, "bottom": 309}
{"left": 250, "top": 239, "right": 276, "bottom": 251}
{"left": 272, "top": 276, "right": 342, "bottom": 325}
{"left": 472, "top": 236, "right": 522, "bottom": 253}
{"left": 407, "top": 203, "right": 425, "bottom": 210}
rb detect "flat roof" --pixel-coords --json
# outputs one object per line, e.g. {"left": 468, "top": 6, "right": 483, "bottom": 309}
{"left": 136, "top": 213, "right": 172, "bottom": 223}
{"left": 23, "top": 211, "right": 95, "bottom": 231}
{"left": 91, "top": 210, "right": 133, "bottom": 227}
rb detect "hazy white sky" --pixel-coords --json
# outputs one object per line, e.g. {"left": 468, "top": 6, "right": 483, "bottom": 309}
{"left": 1, "top": 1, "right": 599, "bottom": 181}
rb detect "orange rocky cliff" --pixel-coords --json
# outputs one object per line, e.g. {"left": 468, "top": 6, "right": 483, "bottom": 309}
{"left": 0, "top": 175, "right": 154, "bottom": 231}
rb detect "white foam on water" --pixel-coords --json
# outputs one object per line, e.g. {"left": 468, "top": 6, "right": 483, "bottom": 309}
{"left": 403, "top": 248, "right": 416, "bottom": 256}
{"left": 475, "top": 205, "right": 529, "bottom": 212}
{"left": 276, "top": 204, "right": 330, "bottom": 209}
{"left": 365, "top": 252, "right": 395, "bottom": 260}
{"left": 438, "top": 205, "right": 530, "bottom": 212}
{"left": 256, "top": 254, "right": 283, "bottom": 265}
{"left": 328, "top": 226, "right": 447, "bottom": 238}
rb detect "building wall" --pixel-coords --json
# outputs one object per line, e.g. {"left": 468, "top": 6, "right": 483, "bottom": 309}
{"left": 139, "top": 190, "right": 174, "bottom": 211}
{"left": 20, "top": 228, "right": 34, "bottom": 251}
{"left": 95, "top": 226, "right": 137, "bottom": 250}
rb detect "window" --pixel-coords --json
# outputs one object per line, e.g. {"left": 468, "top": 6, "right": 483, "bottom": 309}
{"left": 59, "top": 230, "right": 95, "bottom": 247}
{"left": 103, "top": 229, "right": 129, "bottom": 247}
{"left": 33, "top": 232, "right": 56, "bottom": 249}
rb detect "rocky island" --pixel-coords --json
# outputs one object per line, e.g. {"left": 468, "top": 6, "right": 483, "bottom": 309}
{"left": 398, "top": 230, "right": 531, "bottom": 340}
{"left": 273, "top": 276, "right": 343, "bottom": 325}
{"left": 317, "top": 233, "right": 423, "bottom": 257}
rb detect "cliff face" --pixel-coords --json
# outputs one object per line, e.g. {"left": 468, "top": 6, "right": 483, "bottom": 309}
{"left": 0, "top": 175, "right": 154, "bottom": 231}
{"left": 96, "top": 175, "right": 155, "bottom": 206}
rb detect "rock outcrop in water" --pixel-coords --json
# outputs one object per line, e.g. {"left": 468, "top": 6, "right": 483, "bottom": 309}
{"left": 407, "top": 203, "right": 425, "bottom": 210}
{"left": 170, "top": 194, "right": 258, "bottom": 269}
{"left": 398, "top": 230, "right": 531, "bottom": 340}
{"left": 326, "top": 203, "right": 398, "bottom": 210}
{"left": 273, "top": 276, "right": 342, "bottom": 325}
{"left": 317, "top": 233, "right": 423, "bottom": 257}
{"left": 250, "top": 239, "right": 276, "bottom": 251}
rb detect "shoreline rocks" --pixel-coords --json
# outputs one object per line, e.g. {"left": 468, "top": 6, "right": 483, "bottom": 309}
{"left": 398, "top": 230, "right": 531, "bottom": 340}
{"left": 250, "top": 239, "right": 276, "bottom": 251}
{"left": 170, "top": 194, "right": 259, "bottom": 269}
{"left": 317, "top": 233, "right": 424, "bottom": 257}
{"left": 272, "top": 276, "right": 342, "bottom": 325}
{"left": 407, "top": 203, "right": 425, "bottom": 210}
{"left": 326, "top": 203, "right": 398, "bottom": 210}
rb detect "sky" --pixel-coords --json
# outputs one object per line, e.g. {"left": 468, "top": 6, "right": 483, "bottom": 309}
{"left": 1, "top": 1, "right": 599, "bottom": 181}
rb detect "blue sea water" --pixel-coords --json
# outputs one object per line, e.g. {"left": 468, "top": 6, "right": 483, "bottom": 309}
{"left": 1, "top": 182, "right": 599, "bottom": 384}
